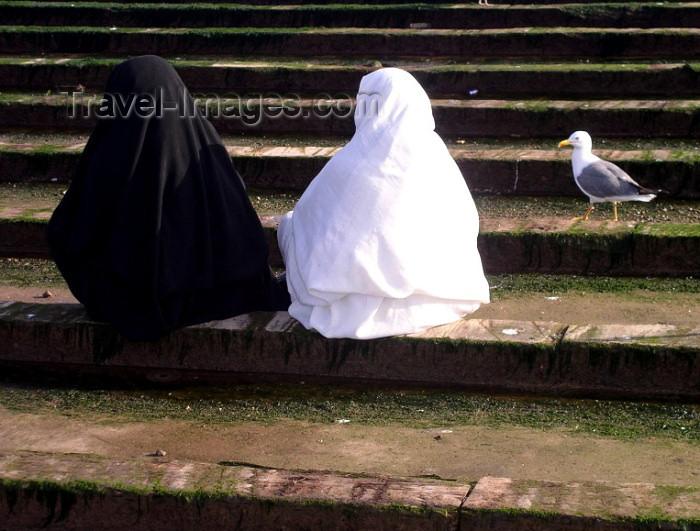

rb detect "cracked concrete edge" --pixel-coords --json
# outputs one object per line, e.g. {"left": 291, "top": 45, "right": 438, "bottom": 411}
{"left": 1, "top": 141, "right": 689, "bottom": 162}
{"left": 0, "top": 451, "right": 465, "bottom": 530}
{"left": 0, "top": 27, "right": 698, "bottom": 63}
{"left": 464, "top": 476, "right": 700, "bottom": 524}
{"left": 0, "top": 452, "right": 698, "bottom": 529}
{"left": 1, "top": 301, "right": 699, "bottom": 400}
{"left": 4, "top": 220, "right": 700, "bottom": 277}
{"left": 0, "top": 452, "right": 468, "bottom": 509}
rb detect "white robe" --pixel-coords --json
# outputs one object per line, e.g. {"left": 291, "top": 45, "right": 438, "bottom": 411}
{"left": 278, "top": 67, "right": 490, "bottom": 339}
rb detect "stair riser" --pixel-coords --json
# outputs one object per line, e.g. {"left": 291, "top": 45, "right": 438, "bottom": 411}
{"left": 1, "top": 101, "right": 697, "bottom": 138}
{"left": 1, "top": 302, "right": 698, "bottom": 401}
{"left": 3, "top": 63, "right": 698, "bottom": 99}
{"left": 1, "top": 152, "right": 697, "bottom": 199}
{"left": 3, "top": 5, "right": 699, "bottom": 30}
{"left": 19, "top": 0, "right": 677, "bottom": 4}
{"left": 0, "top": 29, "right": 697, "bottom": 60}
{"left": 3, "top": 222, "right": 698, "bottom": 277}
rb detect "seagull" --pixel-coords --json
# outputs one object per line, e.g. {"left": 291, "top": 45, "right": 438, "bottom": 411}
{"left": 558, "top": 131, "right": 657, "bottom": 222}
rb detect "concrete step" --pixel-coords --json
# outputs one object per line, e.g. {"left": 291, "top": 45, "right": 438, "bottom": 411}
{"left": 2, "top": 135, "right": 698, "bottom": 198}
{"left": 1, "top": 93, "right": 698, "bottom": 139}
{"left": 1, "top": 26, "right": 698, "bottom": 60}
{"left": 1, "top": 291, "right": 697, "bottom": 478}
{"left": 2, "top": 185, "right": 699, "bottom": 276}
{"left": 3, "top": 2, "right": 699, "bottom": 29}
{"left": 0, "top": 3, "right": 696, "bottom": 525}
{"left": 5, "top": 269, "right": 700, "bottom": 329}
{"left": 1, "top": 452, "right": 699, "bottom": 529}
{"left": 1, "top": 372, "right": 698, "bottom": 526}
{"left": 23, "top": 0, "right": 700, "bottom": 4}
{"left": 1, "top": 299, "right": 699, "bottom": 400}
{"left": 7, "top": 214, "right": 700, "bottom": 276}
{"left": 2, "top": 56, "right": 698, "bottom": 98}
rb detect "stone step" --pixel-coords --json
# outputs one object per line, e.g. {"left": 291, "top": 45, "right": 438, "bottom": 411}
{"left": 1, "top": 299, "right": 699, "bottom": 400}
{"left": 213, "top": 211, "right": 700, "bottom": 278}
{"left": 2, "top": 453, "right": 699, "bottom": 529}
{"left": 7, "top": 214, "right": 700, "bottom": 276}
{"left": 1, "top": 93, "right": 698, "bottom": 139}
{"left": 2, "top": 186, "right": 699, "bottom": 276}
{"left": 1, "top": 3, "right": 696, "bottom": 525}
{"left": 3, "top": 2, "right": 699, "bottom": 29}
{"left": 1, "top": 136, "right": 699, "bottom": 199}
{"left": 1, "top": 291, "right": 697, "bottom": 486}
{"left": 5, "top": 269, "right": 699, "bottom": 329}
{"left": 19, "top": 0, "right": 700, "bottom": 6}
{"left": 1, "top": 26, "right": 697, "bottom": 60}
{"left": 2, "top": 56, "right": 698, "bottom": 98}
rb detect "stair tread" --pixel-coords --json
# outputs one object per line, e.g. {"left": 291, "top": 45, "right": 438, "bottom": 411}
{"left": 2, "top": 298, "right": 699, "bottom": 401}
{"left": 3, "top": 1, "right": 699, "bottom": 30}
{"left": 2, "top": 133, "right": 698, "bottom": 160}
{"left": 1, "top": 25, "right": 697, "bottom": 60}
{"left": 2, "top": 183, "right": 698, "bottom": 225}
{"left": 2, "top": 54, "right": 698, "bottom": 68}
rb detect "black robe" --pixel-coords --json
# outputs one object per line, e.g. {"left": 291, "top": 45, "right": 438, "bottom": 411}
{"left": 47, "top": 55, "right": 289, "bottom": 341}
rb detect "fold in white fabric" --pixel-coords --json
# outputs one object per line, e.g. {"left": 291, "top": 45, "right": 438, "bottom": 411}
{"left": 278, "top": 67, "right": 490, "bottom": 339}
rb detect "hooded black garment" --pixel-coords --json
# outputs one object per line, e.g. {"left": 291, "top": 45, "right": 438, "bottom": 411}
{"left": 47, "top": 55, "right": 289, "bottom": 341}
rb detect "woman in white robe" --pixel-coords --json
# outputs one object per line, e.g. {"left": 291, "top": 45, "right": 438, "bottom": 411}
{"left": 278, "top": 67, "right": 489, "bottom": 339}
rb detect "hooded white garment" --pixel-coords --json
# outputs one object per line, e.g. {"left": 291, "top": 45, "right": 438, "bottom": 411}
{"left": 278, "top": 67, "right": 490, "bottom": 339}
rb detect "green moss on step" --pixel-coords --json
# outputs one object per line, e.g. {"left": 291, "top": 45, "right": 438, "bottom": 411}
{"left": 0, "top": 381, "right": 698, "bottom": 442}
{"left": 639, "top": 224, "right": 700, "bottom": 238}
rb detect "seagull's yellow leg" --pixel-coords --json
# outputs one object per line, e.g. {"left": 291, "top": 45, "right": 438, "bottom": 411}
{"left": 574, "top": 204, "right": 594, "bottom": 221}
{"left": 612, "top": 201, "right": 619, "bottom": 222}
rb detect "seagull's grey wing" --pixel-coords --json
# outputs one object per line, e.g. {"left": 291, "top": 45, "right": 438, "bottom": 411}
{"left": 598, "top": 159, "right": 646, "bottom": 187}
{"left": 575, "top": 160, "right": 643, "bottom": 199}
{"left": 598, "top": 159, "right": 658, "bottom": 195}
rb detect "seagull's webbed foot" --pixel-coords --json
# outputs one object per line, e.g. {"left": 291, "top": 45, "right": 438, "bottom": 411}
{"left": 573, "top": 204, "right": 594, "bottom": 221}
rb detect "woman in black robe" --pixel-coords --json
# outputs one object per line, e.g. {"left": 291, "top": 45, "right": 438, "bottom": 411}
{"left": 47, "top": 55, "right": 289, "bottom": 341}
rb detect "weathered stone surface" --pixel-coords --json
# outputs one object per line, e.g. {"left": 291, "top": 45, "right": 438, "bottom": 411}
{"left": 4, "top": 4, "right": 699, "bottom": 31}
{"left": 466, "top": 476, "right": 700, "bottom": 523}
{"left": 0, "top": 302, "right": 564, "bottom": 387}
{"left": 2, "top": 27, "right": 699, "bottom": 61}
{"left": 559, "top": 323, "right": 700, "bottom": 399}
{"left": 0, "top": 452, "right": 463, "bottom": 530}
{"left": 410, "top": 317, "right": 559, "bottom": 345}
{"left": 565, "top": 323, "right": 700, "bottom": 349}
{"left": 4, "top": 216, "right": 699, "bottom": 277}
{"left": 0, "top": 220, "right": 47, "bottom": 258}
{"left": 2, "top": 95, "right": 698, "bottom": 139}
{"left": 0, "top": 0, "right": 684, "bottom": 4}
{"left": 2, "top": 61, "right": 698, "bottom": 99}
{"left": 1, "top": 452, "right": 697, "bottom": 530}
{"left": 476, "top": 227, "right": 700, "bottom": 277}
{"left": 2, "top": 142, "right": 698, "bottom": 199}
{"left": 1, "top": 301, "right": 699, "bottom": 400}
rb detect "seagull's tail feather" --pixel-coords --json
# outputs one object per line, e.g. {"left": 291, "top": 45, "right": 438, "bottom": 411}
{"left": 638, "top": 187, "right": 672, "bottom": 201}
{"left": 636, "top": 185, "right": 665, "bottom": 200}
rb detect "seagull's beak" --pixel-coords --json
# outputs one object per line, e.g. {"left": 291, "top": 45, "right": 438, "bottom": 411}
{"left": 558, "top": 140, "right": 571, "bottom": 148}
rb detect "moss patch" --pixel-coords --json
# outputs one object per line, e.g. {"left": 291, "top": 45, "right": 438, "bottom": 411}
{"left": 0, "top": 258, "right": 64, "bottom": 288}
{"left": 0, "top": 381, "right": 697, "bottom": 442}
{"left": 488, "top": 273, "right": 700, "bottom": 298}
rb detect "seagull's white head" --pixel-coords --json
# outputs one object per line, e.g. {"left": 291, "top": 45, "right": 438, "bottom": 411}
{"left": 558, "top": 130, "right": 593, "bottom": 152}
